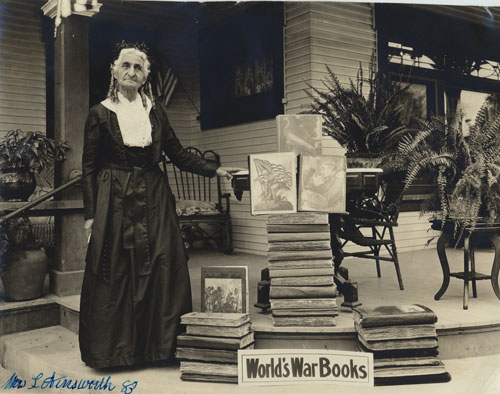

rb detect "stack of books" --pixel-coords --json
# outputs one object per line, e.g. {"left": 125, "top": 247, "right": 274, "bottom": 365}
{"left": 176, "top": 312, "right": 254, "bottom": 383}
{"left": 354, "top": 304, "right": 451, "bottom": 385}
{"left": 267, "top": 213, "right": 338, "bottom": 326}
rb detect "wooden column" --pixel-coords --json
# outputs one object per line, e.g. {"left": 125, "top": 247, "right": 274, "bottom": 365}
{"left": 43, "top": 0, "right": 101, "bottom": 295}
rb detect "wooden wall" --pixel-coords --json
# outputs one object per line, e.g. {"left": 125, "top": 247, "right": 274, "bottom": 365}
{"left": 0, "top": 0, "right": 46, "bottom": 138}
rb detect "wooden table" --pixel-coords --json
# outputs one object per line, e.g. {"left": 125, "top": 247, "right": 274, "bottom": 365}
{"left": 433, "top": 221, "right": 500, "bottom": 309}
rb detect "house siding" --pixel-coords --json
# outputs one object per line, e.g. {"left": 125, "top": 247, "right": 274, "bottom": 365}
{"left": 0, "top": 0, "right": 46, "bottom": 137}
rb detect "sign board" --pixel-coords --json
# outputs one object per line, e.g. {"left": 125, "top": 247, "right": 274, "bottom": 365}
{"left": 238, "top": 349, "right": 374, "bottom": 386}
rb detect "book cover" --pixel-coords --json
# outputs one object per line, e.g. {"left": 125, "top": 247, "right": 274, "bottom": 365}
{"left": 272, "top": 308, "right": 338, "bottom": 317}
{"left": 268, "top": 259, "right": 333, "bottom": 270}
{"left": 272, "top": 315, "right": 337, "bottom": 327}
{"left": 374, "top": 362, "right": 448, "bottom": 378}
{"left": 271, "top": 275, "right": 334, "bottom": 286}
{"left": 270, "top": 298, "right": 338, "bottom": 310}
{"left": 180, "top": 361, "right": 238, "bottom": 377}
{"left": 358, "top": 335, "right": 438, "bottom": 351}
{"left": 298, "top": 155, "right": 347, "bottom": 213}
{"left": 181, "top": 312, "right": 250, "bottom": 327}
{"left": 374, "top": 357, "right": 442, "bottom": 369}
{"left": 269, "top": 267, "right": 334, "bottom": 278}
{"left": 270, "top": 285, "right": 337, "bottom": 299}
{"left": 180, "top": 374, "right": 238, "bottom": 384}
{"left": 276, "top": 114, "right": 323, "bottom": 155}
{"left": 201, "top": 266, "right": 249, "bottom": 313}
{"left": 353, "top": 304, "right": 437, "bottom": 328}
{"left": 176, "top": 343, "right": 254, "bottom": 363}
{"left": 268, "top": 240, "right": 332, "bottom": 252}
{"left": 268, "top": 232, "right": 331, "bottom": 242}
{"left": 185, "top": 321, "right": 252, "bottom": 338}
{"left": 356, "top": 323, "right": 437, "bottom": 341}
{"left": 176, "top": 332, "right": 255, "bottom": 350}
{"left": 249, "top": 152, "right": 297, "bottom": 215}
{"left": 268, "top": 249, "right": 333, "bottom": 261}
{"left": 267, "top": 212, "right": 329, "bottom": 225}
{"left": 357, "top": 342, "right": 439, "bottom": 359}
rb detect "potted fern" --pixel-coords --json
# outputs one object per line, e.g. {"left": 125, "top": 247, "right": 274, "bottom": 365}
{"left": 307, "top": 56, "right": 411, "bottom": 169}
{"left": 0, "top": 129, "right": 68, "bottom": 201}
{"left": 396, "top": 101, "right": 500, "bottom": 242}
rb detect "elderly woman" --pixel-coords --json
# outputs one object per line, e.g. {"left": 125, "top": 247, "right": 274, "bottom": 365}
{"left": 80, "top": 42, "right": 238, "bottom": 368}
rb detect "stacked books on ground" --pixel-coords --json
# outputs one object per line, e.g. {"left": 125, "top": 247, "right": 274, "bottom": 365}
{"left": 267, "top": 213, "right": 338, "bottom": 326}
{"left": 176, "top": 312, "right": 254, "bottom": 383}
{"left": 354, "top": 304, "right": 451, "bottom": 385}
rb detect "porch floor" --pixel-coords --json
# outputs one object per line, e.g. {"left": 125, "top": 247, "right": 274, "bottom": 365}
{"left": 3, "top": 246, "right": 500, "bottom": 393}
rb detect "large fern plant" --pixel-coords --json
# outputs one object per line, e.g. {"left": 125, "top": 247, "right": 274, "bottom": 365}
{"left": 396, "top": 102, "right": 500, "bottom": 239}
{"left": 306, "top": 57, "right": 411, "bottom": 156}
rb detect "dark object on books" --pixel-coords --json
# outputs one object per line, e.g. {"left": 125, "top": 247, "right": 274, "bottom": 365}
{"left": 374, "top": 372, "right": 451, "bottom": 386}
{"left": 177, "top": 332, "right": 255, "bottom": 350}
{"left": 162, "top": 147, "right": 232, "bottom": 253}
{"left": 254, "top": 268, "right": 271, "bottom": 313}
{"left": 374, "top": 361, "right": 451, "bottom": 386}
{"left": 353, "top": 304, "right": 437, "bottom": 328}
{"left": 341, "top": 280, "right": 362, "bottom": 308}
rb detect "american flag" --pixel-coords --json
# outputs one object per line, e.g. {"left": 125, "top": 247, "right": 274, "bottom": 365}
{"left": 254, "top": 158, "right": 293, "bottom": 190}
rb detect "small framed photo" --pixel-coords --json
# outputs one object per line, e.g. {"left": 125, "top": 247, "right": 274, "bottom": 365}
{"left": 298, "top": 155, "right": 346, "bottom": 213}
{"left": 277, "top": 114, "right": 323, "bottom": 155}
{"left": 249, "top": 152, "right": 297, "bottom": 215}
{"left": 201, "top": 266, "right": 249, "bottom": 313}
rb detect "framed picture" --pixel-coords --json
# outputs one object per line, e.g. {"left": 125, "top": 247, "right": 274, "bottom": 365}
{"left": 249, "top": 152, "right": 297, "bottom": 215}
{"left": 298, "top": 155, "right": 346, "bottom": 213}
{"left": 277, "top": 114, "right": 323, "bottom": 155}
{"left": 201, "top": 266, "right": 249, "bottom": 313}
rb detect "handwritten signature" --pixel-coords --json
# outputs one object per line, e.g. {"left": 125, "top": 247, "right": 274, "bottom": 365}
{"left": 2, "top": 372, "right": 138, "bottom": 393}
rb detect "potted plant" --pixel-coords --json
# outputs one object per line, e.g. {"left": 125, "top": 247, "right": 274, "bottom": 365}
{"left": 0, "top": 214, "right": 48, "bottom": 301}
{"left": 0, "top": 129, "right": 68, "bottom": 201}
{"left": 396, "top": 101, "right": 500, "bottom": 242}
{"left": 306, "top": 56, "right": 411, "bottom": 169}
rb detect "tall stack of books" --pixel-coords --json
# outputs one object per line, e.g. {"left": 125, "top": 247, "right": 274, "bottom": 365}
{"left": 354, "top": 304, "right": 451, "bottom": 385}
{"left": 267, "top": 213, "right": 338, "bottom": 326}
{"left": 176, "top": 312, "right": 254, "bottom": 383}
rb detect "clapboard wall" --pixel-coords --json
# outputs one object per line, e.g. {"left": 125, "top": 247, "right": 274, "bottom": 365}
{"left": 0, "top": 0, "right": 46, "bottom": 138}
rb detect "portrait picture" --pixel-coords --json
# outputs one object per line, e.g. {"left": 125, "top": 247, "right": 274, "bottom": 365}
{"left": 201, "top": 266, "right": 249, "bottom": 313}
{"left": 298, "top": 155, "right": 346, "bottom": 213}
{"left": 249, "top": 152, "right": 297, "bottom": 215}
{"left": 277, "top": 114, "right": 323, "bottom": 155}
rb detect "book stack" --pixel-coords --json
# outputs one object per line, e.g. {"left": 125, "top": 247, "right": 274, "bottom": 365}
{"left": 176, "top": 312, "right": 254, "bottom": 383}
{"left": 267, "top": 213, "right": 338, "bottom": 326}
{"left": 353, "top": 304, "right": 451, "bottom": 385}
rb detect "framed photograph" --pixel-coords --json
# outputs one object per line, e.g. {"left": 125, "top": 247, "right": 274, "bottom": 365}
{"left": 298, "top": 155, "right": 346, "bottom": 213}
{"left": 249, "top": 152, "right": 297, "bottom": 215}
{"left": 201, "top": 266, "right": 249, "bottom": 313}
{"left": 277, "top": 114, "right": 323, "bottom": 155}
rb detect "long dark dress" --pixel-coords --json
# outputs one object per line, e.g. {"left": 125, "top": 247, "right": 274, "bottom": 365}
{"left": 79, "top": 102, "right": 217, "bottom": 368}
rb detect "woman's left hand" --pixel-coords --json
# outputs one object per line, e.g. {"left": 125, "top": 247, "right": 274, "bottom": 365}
{"left": 216, "top": 167, "right": 247, "bottom": 180}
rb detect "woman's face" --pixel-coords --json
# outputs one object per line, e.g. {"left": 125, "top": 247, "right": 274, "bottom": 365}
{"left": 113, "top": 52, "right": 147, "bottom": 92}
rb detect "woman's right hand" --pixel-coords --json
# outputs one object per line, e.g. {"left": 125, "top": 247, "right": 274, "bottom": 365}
{"left": 84, "top": 218, "right": 94, "bottom": 242}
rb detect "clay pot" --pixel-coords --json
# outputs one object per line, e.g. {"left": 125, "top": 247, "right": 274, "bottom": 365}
{"left": 0, "top": 248, "right": 48, "bottom": 301}
{"left": 0, "top": 168, "right": 36, "bottom": 201}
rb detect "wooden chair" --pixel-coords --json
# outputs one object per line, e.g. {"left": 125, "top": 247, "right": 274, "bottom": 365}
{"left": 162, "top": 147, "right": 233, "bottom": 253}
{"left": 337, "top": 172, "right": 405, "bottom": 290}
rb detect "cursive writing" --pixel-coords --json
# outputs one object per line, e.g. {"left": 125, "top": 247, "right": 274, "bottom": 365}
{"left": 2, "top": 372, "right": 138, "bottom": 393}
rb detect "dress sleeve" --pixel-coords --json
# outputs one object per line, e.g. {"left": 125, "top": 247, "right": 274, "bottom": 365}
{"left": 159, "top": 104, "right": 218, "bottom": 177}
{"left": 82, "top": 108, "right": 102, "bottom": 220}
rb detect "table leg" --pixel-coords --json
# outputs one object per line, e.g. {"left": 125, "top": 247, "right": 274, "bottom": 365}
{"left": 470, "top": 235, "right": 477, "bottom": 298}
{"left": 435, "top": 231, "right": 452, "bottom": 300}
{"left": 463, "top": 234, "right": 471, "bottom": 310}
{"left": 488, "top": 233, "right": 500, "bottom": 301}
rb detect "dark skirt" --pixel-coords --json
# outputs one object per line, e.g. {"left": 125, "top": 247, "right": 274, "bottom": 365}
{"left": 79, "top": 155, "right": 191, "bottom": 368}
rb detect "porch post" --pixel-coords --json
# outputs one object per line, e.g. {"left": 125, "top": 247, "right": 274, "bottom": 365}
{"left": 42, "top": 0, "right": 101, "bottom": 296}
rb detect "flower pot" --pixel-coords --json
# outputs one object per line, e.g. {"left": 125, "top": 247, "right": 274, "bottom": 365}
{"left": 0, "top": 248, "right": 48, "bottom": 301}
{"left": 346, "top": 153, "right": 383, "bottom": 169}
{"left": 0, "top": 168, "right": 36, "bottom": 201}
